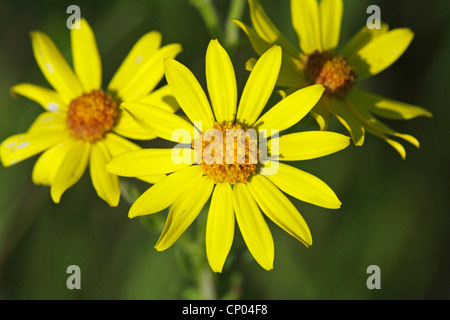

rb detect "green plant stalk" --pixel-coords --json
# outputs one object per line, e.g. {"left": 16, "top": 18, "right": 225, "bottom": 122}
{"left": 190, "top": 0, "right": 222, "bottom": 39}
{"left": 224, "top": 0, "right": 246, "bottom": 51}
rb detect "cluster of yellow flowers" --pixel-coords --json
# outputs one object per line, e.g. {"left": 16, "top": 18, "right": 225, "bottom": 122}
{"left": 0, "top": 0, "right": 431, "bottom": 272}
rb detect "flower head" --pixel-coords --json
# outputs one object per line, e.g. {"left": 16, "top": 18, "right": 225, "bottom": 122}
{"left": 1, "top": 18, "right": 182, "bottom": 205}
{"left": 234, "top": 0, "right": 432, "bottom": 158}
{"left": 106, "top": 40, "right": 350, "bottom": 271}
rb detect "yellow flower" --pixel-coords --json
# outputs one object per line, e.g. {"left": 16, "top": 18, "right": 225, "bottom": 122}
{"left": 234, "top": 0, "right": 432, "bottom": 159}
{"left": 106, "top": 40, "right": 350, "bottom": 272}
{"left": 0, "top": 18, "right": 182, "bottom": 205}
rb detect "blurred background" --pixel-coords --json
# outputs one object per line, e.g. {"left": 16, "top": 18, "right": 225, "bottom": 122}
{"left": 0, "top": 0, "right": 448, "bottom": 299}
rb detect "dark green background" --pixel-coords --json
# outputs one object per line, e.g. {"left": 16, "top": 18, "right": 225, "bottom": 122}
{"left": 0, "top": 0, "right": 448, "bottom": 299}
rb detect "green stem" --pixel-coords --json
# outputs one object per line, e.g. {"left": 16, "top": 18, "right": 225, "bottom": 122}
{"left": 120, "top": 175, "right": 241, "bottom": 300}
{"left": 190, "top": 0, "right": 222, "bottom": 39}
{"left": 224, "top": 0, "right": 246, "bottom": 52}
{"left": 198, "top": 266, "right": 217, "bottom": 300}
{"left": 119, "top": 177, "right": 142, "bottom": 206}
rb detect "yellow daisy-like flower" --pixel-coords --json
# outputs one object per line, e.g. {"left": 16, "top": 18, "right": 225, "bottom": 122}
{"left": 235, "top": 0, "right": 432, "bottom": 158}
{"left": 0, "top": 19, "right": 182, "bottom": 206}
{"left": 106, "top": 40, "right": 350, "bottom": 271}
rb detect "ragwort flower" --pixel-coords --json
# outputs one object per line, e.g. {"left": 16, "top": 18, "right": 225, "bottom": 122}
{"left": 234, "top": 0, "right": 432, "bottom": 158}
{"left": 106, "top": 40, "right": 350, "bottom": 271}
{"left": 1, "top": 18, "right": 181, "bottom": 205}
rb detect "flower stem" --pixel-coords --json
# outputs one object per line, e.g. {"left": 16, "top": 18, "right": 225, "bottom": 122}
{"left": 190, "top": 0, "right": 222, "bottom": 39}
{"left": 224, "top": 0, "right": 246, "bottom": 52}
{"left": 190, "top": 0, "right": 246, "bottom": 53}
{"left": 198, "top": 266, "right": 217, "bottom": 300}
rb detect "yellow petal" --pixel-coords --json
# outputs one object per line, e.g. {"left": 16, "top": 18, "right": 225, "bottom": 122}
{"left": 90, "top": 141, "right": 120, "bottom": 207}
{"left": 319, "top": 0, "right": 343, "bottom": 52}
{"left": 120, "top": 101, "right": 194, "bottom": 142}
{"left": 107, "top": 31, "right": 162, "bottom": 96}
{"left": 310, "top": 98, "right": 330, "bottom": 130}
{"left": 32, "top": 139, "right": 74, "bottom": 186}
{"left": 103, "top": 132, "right": 141, "bottom": 156}
{"left": 248, "top": 175, "right": 312, "bottom": 246}
{"left": 51, "top": 140, "right": 90, "bottom": 203}
{"left": 265, "top": 162, "right": 342, "bottom": 209}
{"left": 103, "top": 133, "right": 166, "bottom": 184}
{"left": 137, "top": 85, "right": 180, "bottom": 113}
{"left": 164, "top": 58, "right": 214, "bottom": 129}
{"left": 325, "top": 97, "right": 365, "bottom": 146}
{"left": 347, "top": 28, "right": 414, "bottom": 80}
{"left": 232, "top": 183, "right": 274, "bottom": 271}
{"left": 384, "top": 138, "right": 406, "bottom": 160}
{"left": 345, "top": 93, "right": 420, "bottom": 148}
{"left": 11, "top": 83, "right": 67, "bottom": 112}
{"left": 206, "top": 39, "right": 237, "bottom": 123}
{"left": 71, "top": 18, "right": 102, "bottom": 92}
{"left": 116, "top": 43, "right": 183, "bottom": 101}
{"left": 233, "top": 19, "right": 272, "bottom": 56}
{"left": 277, "top": 59, "right": 307, "bottom": 88}
{"left": 234, "top": 21, "right": 306, "bottom": 88}
{"left": 1, "top": 130, "right": 69, "bottom": 167}
{"left": 106, "top": 148, "right": 192, "bottom": 177}
{"left": 136, "top": 175, "right": 167, "bottom": 185}
{"left": 155, "top": 176, "right": 214, "bottom": 251}
{"left": 245, "top": 57, "right": 257, "bottom": 72}
{"left": 30, "top": 31, "right": 82, "bottom": 103}
{"left": 247, "top": 0, "right": 302, "bottom": 58}
{"left": 113, "top": 111, "right": 158, "bottom": 141}
{"left": 364, "top": 129, "right": 407, "bottom": 160}
{"left": 206, "top": 183, "right": 235, "bottom": 273}
{"left": 254, "top": 84, "right": 324, "bottom": 134}
{"left": 27, "top": 112, "right": 66, "bottom": 133}
{"left": 270, "top": 131, "right": 350, "bottom": 161}
{"left": 128, "top": 165, "right": 203, "bottom": 218}
{"left": 236, "top": 45, "right": 281, "bottom": 126}
{"left": 349, "top": 87, "right": 432, "bottom": 120}
{"left": 291, "top": 0, "right": 322, "bottom": 53}
{"left": 340, "top": 23, "right": 389, "bottom": 59}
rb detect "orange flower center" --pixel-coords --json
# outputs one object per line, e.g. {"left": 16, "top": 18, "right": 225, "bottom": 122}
{"left": 304, "top": 50, "right": 356, "bottom": 96}
{"left": 66, "top": 90, "right": 118, "bottom": 143}
{"left": 194, "top": 122, "right": 261, "bottom": 184}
